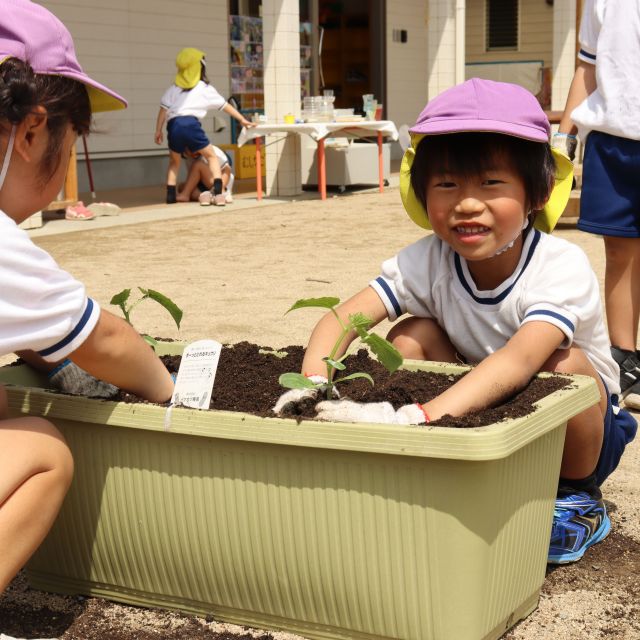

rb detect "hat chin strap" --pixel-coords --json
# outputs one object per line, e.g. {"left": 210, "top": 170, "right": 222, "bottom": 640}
{"left": 0, "top": 125, "right": 16, "bottom": 192}
{"left": 492, "top": 215, "right": 530, "bottom": 257}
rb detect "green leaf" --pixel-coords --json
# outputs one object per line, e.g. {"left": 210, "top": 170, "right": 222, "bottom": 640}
{"left": 143, "top": 334, "right": 158, "bottom": 349}
{"left": 143, "top": 289, "right": 184, "bottom": 329}
{"left": 323, "top": 357, "right": 346, "bottom": 371}
{"left": 285, "top": 297, "right": 340, "bottom": 314}
{"left": 362, "top": 333, "right": 403, "bottom": 373}
{"left": 349, "top": 312, "right": 373, "bottom": 331}
{"left": 334, "top": 372, "right": 374, "bottom": 385}
{"left": 278, "top": 372, "right": 318, "bottom": 389}
{"left": 110, "top": 288, "right": 131, "bottom": 307}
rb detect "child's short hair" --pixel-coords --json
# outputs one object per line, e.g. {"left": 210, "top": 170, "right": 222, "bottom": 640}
{"left": 410, "top": 132, "right": 556, "bottom": 214}
{"left": 0, "top": 57, "right": 91, "bottom": 181}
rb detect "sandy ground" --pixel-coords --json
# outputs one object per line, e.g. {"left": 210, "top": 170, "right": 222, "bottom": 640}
{"left": 1, "top": 186, "right": 639, "bottom": 638}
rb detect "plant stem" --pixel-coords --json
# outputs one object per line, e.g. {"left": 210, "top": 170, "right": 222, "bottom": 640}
{"left": 325, "top": 309, "right": 350, "bottom": 400}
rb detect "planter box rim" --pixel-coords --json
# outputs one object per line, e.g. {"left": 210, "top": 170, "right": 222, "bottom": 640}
{"left": 0, "top": 344, "right": 600, "bottom": 461}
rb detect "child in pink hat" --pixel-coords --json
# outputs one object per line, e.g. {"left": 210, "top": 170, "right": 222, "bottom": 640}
{"left": 0, "top": 0, "right": 175, "bottom": 591}
{"left": 274, "top": 78, "right": 636, "bottom": 565}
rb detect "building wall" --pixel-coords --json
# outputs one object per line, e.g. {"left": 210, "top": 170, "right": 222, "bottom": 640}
{"left": 385, "top": 0, "right": 430, "bottom": 135}
{"left": 466, "top": 0, "right": 554, "bottom": 66}
{"left": 41, "top": 0, "right": 229, "bottom": 188}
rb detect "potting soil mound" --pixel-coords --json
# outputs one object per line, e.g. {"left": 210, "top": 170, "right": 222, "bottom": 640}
{"left": 113, "top": 341, "right": 571, "bottom": 427}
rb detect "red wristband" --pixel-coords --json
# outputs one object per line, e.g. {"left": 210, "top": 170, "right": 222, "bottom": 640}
{"left": 415, "top": 403, "right": 430, "bottom": 424}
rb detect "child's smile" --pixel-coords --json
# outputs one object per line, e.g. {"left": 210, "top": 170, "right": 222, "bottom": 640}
{"left": 426, "top": 163, "right": 529, "bottom": 264}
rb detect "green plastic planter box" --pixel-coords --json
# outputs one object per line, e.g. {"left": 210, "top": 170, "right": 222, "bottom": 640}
{"left": 0, "top": 343, "right": 600, "bottom": 640}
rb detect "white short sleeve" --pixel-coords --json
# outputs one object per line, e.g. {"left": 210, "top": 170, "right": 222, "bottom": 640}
{"left": 577, "top": 0, "right": 601, "bottom": 64}
{"left": 0, "top": 213, "right": 100, "bottom": 361}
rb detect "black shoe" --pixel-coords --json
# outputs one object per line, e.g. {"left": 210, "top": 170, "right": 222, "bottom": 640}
{"left": 611, "top": 346, "right": 640, "bottom": 409}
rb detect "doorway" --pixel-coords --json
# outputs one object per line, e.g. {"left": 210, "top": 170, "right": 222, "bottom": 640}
{"left": 315, "top": 0, "right": 385, "bottom": 113}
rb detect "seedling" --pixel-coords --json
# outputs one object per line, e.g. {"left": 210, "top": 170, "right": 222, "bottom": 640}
{"left": 110, "top": 287, "right": 183, "bottom": 348}
{"left": 279, "top": 297, "right": 403, "bottom": 400}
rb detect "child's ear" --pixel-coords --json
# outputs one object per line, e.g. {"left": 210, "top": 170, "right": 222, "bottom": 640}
{"left": 13, "top": 106, "right": 48, "bottom": 162}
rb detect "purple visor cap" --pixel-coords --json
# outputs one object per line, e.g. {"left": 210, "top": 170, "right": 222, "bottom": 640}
{"left": 0, "top": 0, "right": 126, "bottom": 113}
{"left": 410, "top": 78, "right": 550, "bottom": 142}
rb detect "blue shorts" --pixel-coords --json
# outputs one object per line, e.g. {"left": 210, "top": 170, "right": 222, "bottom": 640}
{"left": 578, "top": 131, "right": 640, "bottom": 238}
{"left": 595, "top": 385, "right": 637, "bottom": 486}
{"left": 167, "top": 116, "right": 209, "bottom": 155}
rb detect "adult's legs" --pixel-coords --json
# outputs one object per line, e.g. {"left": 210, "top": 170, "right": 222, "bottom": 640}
{"left": 0, "top": 387, "right": 73, "bottom": 591}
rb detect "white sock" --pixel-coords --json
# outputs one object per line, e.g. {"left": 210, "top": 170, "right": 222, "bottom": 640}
{"left": 227, "top": 173, "right": 235, "bottom": 194}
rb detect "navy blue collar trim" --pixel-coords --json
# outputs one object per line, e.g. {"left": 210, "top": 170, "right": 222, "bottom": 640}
{"left": 454, "top": 229, "right": 541, "bottom": 305}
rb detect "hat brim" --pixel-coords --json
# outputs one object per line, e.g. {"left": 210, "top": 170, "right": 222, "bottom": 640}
{"left": 409, "top": 118, "right": 549, "bottom": 143}
{"left": 399, "top": 135, "right": 574, "bottom": 233}
{"left": 62, "top": 70, "right": 127, "bottom": 113}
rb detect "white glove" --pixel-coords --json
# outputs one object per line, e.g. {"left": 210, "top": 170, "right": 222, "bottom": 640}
{"left": 551, "top": 133, "right": 578, "bottom": 162}
{"left": 272, "top": 375, "right": 337, "bottom": 414}
{"left": 48, "top": 359, "right": 119, "bottom": 399}
{"left": 315, "top": 399, "right": 428, "bottom": 425}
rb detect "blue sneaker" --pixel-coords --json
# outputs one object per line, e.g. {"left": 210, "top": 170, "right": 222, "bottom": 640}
{"left": 547, "top": 489, "right": 611, "bottom": 564}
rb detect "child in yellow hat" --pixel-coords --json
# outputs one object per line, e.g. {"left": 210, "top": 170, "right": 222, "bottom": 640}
{"left": 273, "top": 79, "right": 637, "bottom": 565}
{"left": 154, "top": 47, "right": 253, "bottom": 205}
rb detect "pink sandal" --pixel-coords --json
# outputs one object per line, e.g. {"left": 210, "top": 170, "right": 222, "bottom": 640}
{"left": 65, "top": 201, "right": 96, "bottom": 221}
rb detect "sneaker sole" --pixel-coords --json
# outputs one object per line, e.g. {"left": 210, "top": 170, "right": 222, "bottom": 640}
{"left": 547, "top": 512, "right": 611, "bottom": 564}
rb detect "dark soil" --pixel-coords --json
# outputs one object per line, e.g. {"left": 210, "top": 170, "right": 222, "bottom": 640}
{"left": 116, "top": 341, "right": 571, "bottom": 428}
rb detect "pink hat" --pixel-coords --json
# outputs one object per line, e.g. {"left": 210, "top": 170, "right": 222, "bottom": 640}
{"left": 410, "top": 78, "right": 549, "bottom": 142}
{"left": 0, "top": 0, "right": 126, "bottom": 113}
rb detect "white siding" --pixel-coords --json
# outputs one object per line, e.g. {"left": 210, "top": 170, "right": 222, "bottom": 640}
{"left": 41, "top": 0, "right": 229, "bottom": 156}
{"left": 386, "top": 0, "right": 430, "bottom": 132}
{"left": 466, "top": 0, "right": 554, "bottom": 66}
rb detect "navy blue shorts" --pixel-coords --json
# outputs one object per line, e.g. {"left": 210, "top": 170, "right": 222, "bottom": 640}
{"left": 578, "top": 131, "right": 640, "bottom": 238}
{"left": 167, "top": 116, "right": 209, "bottom": 155}
{"left": 595, "top": 385, "right": 637, "bottom": 486}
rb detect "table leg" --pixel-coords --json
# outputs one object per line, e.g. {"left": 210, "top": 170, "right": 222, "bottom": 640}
{"left": 255, "top": 137, "right": 263, "bottom": 201}
{"left": 317, "top": 139, "right": 327, "bottom": 200}
{"left": 378, "top": 132, "right": 384, "bottom": 193}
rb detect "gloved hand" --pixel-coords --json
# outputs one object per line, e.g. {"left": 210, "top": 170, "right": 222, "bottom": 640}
{"left": 272, "top": 375, "right": 336, "bottom": 415}
{"left": 48, "top": 359, "right": 119, "bottom": 399}
{"left": 551, "top": 132, "right": 578, "bottom": 162}
{"left": 315, "top": 399, "right": 428, "bottom": 425}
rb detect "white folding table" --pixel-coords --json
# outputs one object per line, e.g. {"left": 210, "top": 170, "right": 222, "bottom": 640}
{"left": 237, "top": 120, "right": 399, "bottom": 200}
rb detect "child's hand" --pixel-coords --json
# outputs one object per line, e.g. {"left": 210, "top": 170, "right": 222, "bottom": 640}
{"left": 154, "top": 131, "right": 163, "bottom": 145}
{"left": 239, "top": 117, "right": 256, "bottom": 128}
{"left": 315, "top": 399, "right": 427, "bottom": 425}
{"left": 551, "top": 133, "right": 577, "bottom": 162}
{"left": 48, "top": 360, "right": 119, "bottom": 399}
{"left": 272, "top": 374, "right": 337, "bottom": 414}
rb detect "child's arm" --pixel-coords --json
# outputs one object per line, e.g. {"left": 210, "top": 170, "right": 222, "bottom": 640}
{"left": 423, "top": 321, "right": 566, "bottom": 421}
{"left": 315, "top": 319, "right": 566, "bottom": 426}
{"left": 301, "top": 287, "right": 389, "bottom": 378}
{"left": 154, "top": 107, "right": 167, "bottom": 144}
{"left": 221, "top": 102, "right": 255, "bottom": 129}
{"left": 557, "top": 61, "right": 597, "bottom": 136}
{"left": 68, "top": 309, "right": 174, "bottom": 403}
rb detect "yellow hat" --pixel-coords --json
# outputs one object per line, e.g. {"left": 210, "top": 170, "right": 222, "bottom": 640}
{"left": 399, "top": 135, "right": 573, "bottom": 234}
{"left": 175, "top": 48, "right": 205, "bottom": 90}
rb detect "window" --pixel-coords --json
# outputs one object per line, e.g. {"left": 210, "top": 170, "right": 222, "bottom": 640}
{"left": 486, "top": 0, "right": 518, "bottom": 50}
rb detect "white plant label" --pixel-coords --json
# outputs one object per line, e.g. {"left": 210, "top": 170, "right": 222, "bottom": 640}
{"left": 171, "top": 339, "right": 222, "bottom": 410}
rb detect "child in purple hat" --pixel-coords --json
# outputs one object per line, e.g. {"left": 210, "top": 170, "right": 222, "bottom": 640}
{"left": 0, "top": 0, "right": 175, "bottom": 591}
{"left": 274, "top": 78, "right": 637, "bottom": 565}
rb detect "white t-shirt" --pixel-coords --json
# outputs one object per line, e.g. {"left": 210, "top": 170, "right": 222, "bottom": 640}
{"left": 370, "top": 228, "right": 620, "bottom": 394}
{"left": 160, "top": 81, "right": 227, "bottom": 121}
{"left": 0, "top": 211, "right": 100, "bottom": 361}
{"left": 571, "top": 0, "right": 640, "bottom": 141}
